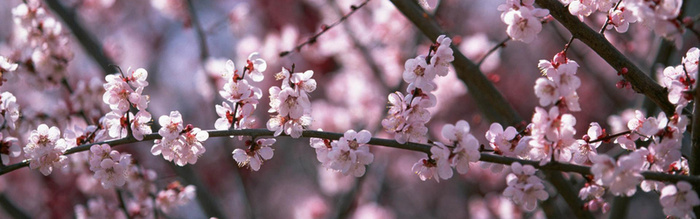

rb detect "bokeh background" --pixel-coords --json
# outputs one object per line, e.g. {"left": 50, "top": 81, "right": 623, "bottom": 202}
{"left": 0, "top": 0, "right": 698, "bottom": 218}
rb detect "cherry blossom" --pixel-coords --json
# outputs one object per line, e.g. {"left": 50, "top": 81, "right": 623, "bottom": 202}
{"left": 403, "top": 56, "right": 435, "bottom": 91}
{"left": 130, "top": 111, "right": 153, "bottom": 141}
{"left": 24, "top": 124, "right": 68, "bottom": 175}
{"left": 501, "top": 6, "right": 549, "bottom": 43}
{"left": 0, "top": 133, "right": 20, "bottom": 165}
{"left": 607, "top": 4, "right": 637, "bottom": 33}
{"left": 412, "top": 143, "right": 452, "bottom": 182}
{"left": 591, "top": 153, "right": 644, "bottom": 196}
{"left": 502, "top": 162, "right": 548, "bottom": 211}
{"left": 75, "top": 197, "right": 127, "bottom": 219}
{"left": 267, "top": 67, "right": 315, "bottom": 138}
{"left": 155, "top": 181, "right": 196, "bottom": 214}
{"left": 88, "top": 144, "right": 132, "bottom": 189}
{"left": 0, "top": 92, "right": 20, "bottom": 129}
{"left": 660, "top": 181, "right": 700, "bottom": 219}
{"left": 290, "top": 70, "right": 317, "bottom": 95}
{"left": 158, "top": 111, "right": 184, "bottom": 140}
{"left": 245, "top": 52, "right": 267, "bottom": 82}
{"left": 232, "top": 138, "right": 275, "bottom": 171}
{"left": 310, "top": 131, "right": 333, "bottom": 167}
{"left": 327, "top": 130, "right": 374, "bottom": 177}
{"left": 430, "top": 35, "right": 454, "bottom": 77}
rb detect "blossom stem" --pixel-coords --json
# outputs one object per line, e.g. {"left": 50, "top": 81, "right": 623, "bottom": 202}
{"left": 588, "top": 130, "right": 631, "bottom": 144}
{"left": 279, "top": 0, "right": 372, "bottom": 57}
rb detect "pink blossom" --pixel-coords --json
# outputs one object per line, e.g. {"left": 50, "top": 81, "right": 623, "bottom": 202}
{"left": 412, "top": 143, "right": 452, "bottom": 182}
{"left": 131, "top": 111, "right": 152, "bottom": 141}
{"left": 327, "top": 130, "right": 374, "bottom": 177}
{"left": 660, "top": 181, "right": 700, "bottom": 219}
{"left": 0, "top": 133, "right": 20, "bottom": 165}
{"left": 503, "top": 162, "right": 548, "bottom": 211}
{"left": 24, "top": 124, "right": 68, "bottom": 175}
{"left": 232, "top": 138, "right": 275, "bottom": 171}
{"left": 158, "top": 111, "right": 183, "bottom": 140}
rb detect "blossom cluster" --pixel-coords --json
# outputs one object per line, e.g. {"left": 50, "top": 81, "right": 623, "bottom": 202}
{"left": 412, "top": 120, "right": 481, "bottom": 182}
{"left": 311, "top": 130, "right": 374, "bottom": 177}
{"left": 382, "top": 35, "right": 453, "bottom": 144}
{"left": 101, "top": 68, "right": 152, "bottom": 140}
{"left": 267, "top": 66, "right": 316, "bottom": 138}
{"left": 155, "top": 181, "right": 197, "bottom": 214}
{"left": 23, "top": 124, "right": 69, "bottom": 175}
{"left": 565, "top": 0, "right": 684, "bottom": 44}
{"left": 11, "top": 0, "right": 74, "bottom": 85}
{"left": 498, "top": 0, "right": 550, "bottom": 43}
{"left": 88, "top": 144, "right": 132, "bottom": 189}
{"left": 502, "top": 162, "right": 549, "bottom": 211}
{"left": 215, "top": 53, "right": 266, "bottom": 131}
{"left": 151, "top": 111, "right": 209, "bottom": 166}
{"left": 660, "top": 47, "right": 699, "bottom": 108}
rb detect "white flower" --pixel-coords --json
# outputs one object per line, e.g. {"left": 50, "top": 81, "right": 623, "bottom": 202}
{"left": 291, "top": 70, "right": 317, "bottom": 94}
{"left": 403, "top": 56, "right": 435, "bottom": 91}
{"left": 232, "top": 138, "right": 275, "bottom": 171}
{"left": 0, "top": 133, "right": 20, "bottom": 165}
{"left": 660, "top": 181, "right": 700, "bottom": 219}
{"left": 310, "top": 133, "right": 333, "bottom": 167}
{"left": 245, "top": 52, "right": 267, "bottom": 82}
{"left": 327, "top": 130, "right": 374, "bottom": 177}
{"left": 24, "top": 124, "right": 68, "bottom": 175}
{"left": 103, "top": 74, "right": 136, "bottom": 114}
{"left": 176, "top": 127, "right": 208, "bottom": 166}
{"left": 151, "top": 138, "right": 182, "bottom": 162}
{"left": 131, "top": 111, "right": 153, "bottom": 141}
{"left": 534, "top": 78, "right": 560, "bottom": 106}
{"left": 485, "top": 123, "right": 519, "bottom": 157}
{"left": 450, "top": 134, "right": 480, "bottom": 174}
{"left": 503, "top": 162, "right": 548, "bottom": 211}
{"left": 0, "top": 56, "right": 19, "bottom": 73}
{"left": 412, "top": 143, "right": 452, "bottom": 182}
{"left": 155, "top": 182, "right": 197, "bottom": 214}
{"left": 607, "top": 5, "right": 637, "bottom": 33}
{"left": 430, "top": 35, "right": 454, "bottom": 77}
{"left": 592, "top": 153, "right": 644, "bottom": 196}
{"left": 89, "top": 144, "right": 131, "bottom": 189}
{"left": 158, "top": 111, "right": 184, "bottom": 140}
{"left": 102, "top": 111, "right": 127, "bottom": 139}
{"left": 503, "top": 7, "right": 546, "bottom": 43}
{"left": 0, "top": 92, "right": 20, "bottom": 130}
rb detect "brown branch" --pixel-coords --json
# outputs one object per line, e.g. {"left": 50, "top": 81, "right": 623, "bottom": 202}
{"left": 535, "top": 0, "right": 677, "bottom": 116}
{"left": 692, "top": 70, "right": 700, "bottom": 176}
{"left": 279, "top": 0, "right": 372, "bottom": 57}
{"left": 186, "top": 0, "right": 210, "bottom": 61}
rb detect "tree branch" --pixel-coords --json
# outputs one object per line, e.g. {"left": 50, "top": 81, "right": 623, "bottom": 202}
{"left": 2, "top": 128, "right": 698, "bottom": 185}
{"left": 535, "top": 0, "right": 676, "bottom": 116}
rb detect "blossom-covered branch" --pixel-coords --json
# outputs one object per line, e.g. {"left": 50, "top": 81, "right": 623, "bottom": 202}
{"left": 534, "top": 0, "right": 677, "bottom": 116}
{"left": 2, "top": 128, "right": 699, "bottom": 185}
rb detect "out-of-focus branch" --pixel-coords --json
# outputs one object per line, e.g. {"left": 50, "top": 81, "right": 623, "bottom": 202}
{"left": 44, "top": 0, "right": 115, "bottom": 75}
{"left": 0, "top": 193, "right": 30, "bottom": 219}
{"left": 608, "top": 196, "right": 630, "bottom": 219}
{"left": 389, "top": 0, "right": 523, "bottom": 127}
{"left": 186, "top": 0, "right": 210, "bottom": 61}
{"left": 2, "top": 128, "right": 699, "bottom": 185}
{"left": 535, "top": 0, "right": 676, "bottom": 116}
{"left": 543, "top": 170, "right": 595, "bottom": 219}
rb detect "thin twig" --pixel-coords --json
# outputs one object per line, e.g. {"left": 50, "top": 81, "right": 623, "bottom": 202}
{"left": 279, "top": 0, "right": 372, "bottom": 57}
{"left": 598, "top": 0, "right": 624, "bottom": 35}
{"left": 186, "top": 0, "right": 210, "bottom": 61}
{"left": 477, "top": 37, "right": 510, "bottom": 67}
{"left": 116, "top": 189, "right": 132, "bottom": 219}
